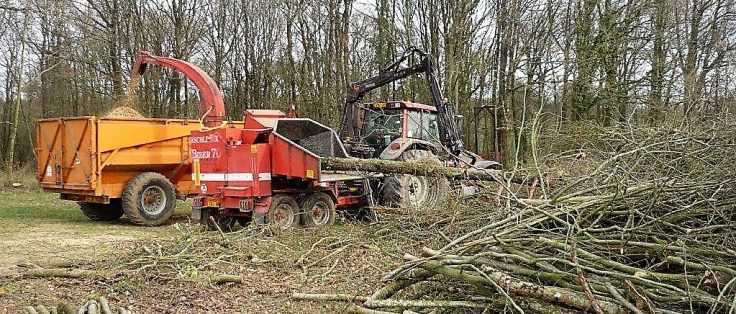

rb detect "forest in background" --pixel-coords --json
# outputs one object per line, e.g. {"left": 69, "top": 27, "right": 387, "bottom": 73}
{"left": 1, "top": 0, "right": 735, "bottom": 171}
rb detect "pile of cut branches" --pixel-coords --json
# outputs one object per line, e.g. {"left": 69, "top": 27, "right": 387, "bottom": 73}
{"left": 299, "top": 121, "right": 736, "bottom": 313}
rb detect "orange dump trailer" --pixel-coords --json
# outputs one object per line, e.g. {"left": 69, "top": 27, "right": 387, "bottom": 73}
{"left": 36, "top": 116, "right": 239, "bottom": 226}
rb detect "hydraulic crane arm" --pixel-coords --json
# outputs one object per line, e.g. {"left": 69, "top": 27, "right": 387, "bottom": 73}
{"left": 129, "top": 51, "right": 226, "bottom": 127}
{"left": 339, "top": 46, "right": 465, "bottom": 156}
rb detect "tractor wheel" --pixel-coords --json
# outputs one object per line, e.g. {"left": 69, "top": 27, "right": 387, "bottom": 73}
{"left": 200, "top": 208, "right": 237, "bottom": 232}
{"left": 78, "top": 199, "right": 124, "bottom": 221}
{"left": 265, "top": 195, "right": 299, "bottom": 234}
{"left": 381, "top": 149, "right": 449, "bottom": 208}
{"left": 300, "top": 192, "right": 336, "bottom": 229}
{"left": 122, "top": 172, "right": 176, "bottom": 226}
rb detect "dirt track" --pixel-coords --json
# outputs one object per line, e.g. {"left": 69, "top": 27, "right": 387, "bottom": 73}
{"left": 0, "top": 224, "right": 136, "bottom": 276}
{"left": 0, "top": 189, "right": 401, "bottom": 313}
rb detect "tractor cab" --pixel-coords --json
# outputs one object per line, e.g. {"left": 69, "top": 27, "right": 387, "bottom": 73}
{"left": 357, "top": 101, "right": 441, "bottom": 157}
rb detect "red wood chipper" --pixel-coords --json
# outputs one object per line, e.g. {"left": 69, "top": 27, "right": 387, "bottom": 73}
{"left": 190, "top": 110, "right": 374, "bottom": 232}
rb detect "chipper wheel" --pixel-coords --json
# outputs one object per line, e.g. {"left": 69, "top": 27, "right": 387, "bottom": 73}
{"left": 300, "top": 192, "right": 336, "bottom": 229}
{"left": 257, "top": 195, "right": 299, "bottom": 234}
{"left": 121, "top": 172, "right": 176, "bottom": 226}
{"left": 78, "top": 199, "right": 124, "bottom": 221}
{"left": 381, "top": 149, "right": 449, "bottom": 208}
{"left": 200, "top": 208, "right": 237, "bottom": 232}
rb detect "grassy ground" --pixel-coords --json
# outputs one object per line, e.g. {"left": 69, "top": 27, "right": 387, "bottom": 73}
{"left": 0, "top": 184, "right": 410, "bottom": 313}
{"left": 0, "top": 189, "right": 190, "bottom": 275}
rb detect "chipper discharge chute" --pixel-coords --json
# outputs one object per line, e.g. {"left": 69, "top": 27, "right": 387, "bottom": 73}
{"left": 191, "top": 110, "right": 374, "bottom": 232}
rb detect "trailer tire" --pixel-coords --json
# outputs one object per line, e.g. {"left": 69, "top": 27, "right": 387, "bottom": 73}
{"left": 381, "top": 149, "right": 449, "bottom": 208}
{"left": 78, "top": 200, "right": 124, "bottom": 221}
{"left": 122, "top": 172, "right": 176, "bottom": 226}
{"left": 265, "top": 195, "right": 299, "bottom": 234}
{"left": 300, "top": 192, "right": 336, "bottom": 229}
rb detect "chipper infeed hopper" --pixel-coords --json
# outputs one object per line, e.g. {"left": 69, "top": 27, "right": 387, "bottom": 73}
{"left": 191, "top": 110, "right": 373, "bottom": 232}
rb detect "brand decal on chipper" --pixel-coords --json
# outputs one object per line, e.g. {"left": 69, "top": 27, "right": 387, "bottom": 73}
{"left": 191, "top": 148, "right": 222, "bottom": 159}
{"left": 190, "top": 134, "right": 220, "bottom": 144}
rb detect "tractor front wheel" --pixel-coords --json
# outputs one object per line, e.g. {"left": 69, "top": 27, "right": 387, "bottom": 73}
{"left": 381, "top": 149, "right": 449, "bottom": 208}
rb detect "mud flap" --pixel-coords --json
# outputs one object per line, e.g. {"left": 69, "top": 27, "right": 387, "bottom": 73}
{"left": 253, "top": 212, "right": 267, "bottom": 225}
{"left": 191, "top": 208, "right": 202, "bottom": 220}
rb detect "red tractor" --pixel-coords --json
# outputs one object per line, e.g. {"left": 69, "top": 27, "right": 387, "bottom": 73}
{"left": 339, "top": 46, "right": 500, "bottom": 208}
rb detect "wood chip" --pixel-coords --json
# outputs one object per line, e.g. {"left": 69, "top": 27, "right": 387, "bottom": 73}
{"left": 104, "top": 106, "right": 144, "bottom": 118}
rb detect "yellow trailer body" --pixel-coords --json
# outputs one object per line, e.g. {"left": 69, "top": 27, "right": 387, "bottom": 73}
{"left": 36, "top": 116, "right": 233, "bottom": 203}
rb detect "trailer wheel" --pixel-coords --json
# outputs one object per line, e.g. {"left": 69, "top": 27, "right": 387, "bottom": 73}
{"left": 200, "top": 208, "right": 236, "bottom": 232}
{"left": 122, "top": 172, "right": 176, "bottom": 226}
{"left": 300, "top": 193, "right": 336, "bottom": 229}
{"left": 381, "top": 149, "right": 449, "bottom": 208}
{"left": 265, "top": 195, "right": 299, "bottom": 234}
{"left": 78, "top": 200, "right": 124, "bottom": 221}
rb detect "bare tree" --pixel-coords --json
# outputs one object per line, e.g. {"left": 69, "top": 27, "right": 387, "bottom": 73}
{"left": 4, "top": 0, "right": 29, "bottom": 173}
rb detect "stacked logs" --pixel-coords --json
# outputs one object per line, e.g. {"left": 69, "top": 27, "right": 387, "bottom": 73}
{"left": 24, "top": 297, "right": 130, "bottom": 314}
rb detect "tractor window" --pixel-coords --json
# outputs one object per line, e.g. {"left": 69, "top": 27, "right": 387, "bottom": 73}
{"left": 406, "top": 111, "right": 440, "bottom": 142}
{"left": 406, "top": 111, "right": 422, "bottom": 138}
{"left": 362, "top": 109, "right": 402, "bottom": 144}
{"left": 422, "top": 113, "right": 439, "bottom": 141}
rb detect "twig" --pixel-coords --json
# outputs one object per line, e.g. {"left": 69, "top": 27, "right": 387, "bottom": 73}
{"left": 292, "top": 293, "right": 368, "bottom": 303}
{"left": 605, "top": 282, "right": 644, "bottom": 314}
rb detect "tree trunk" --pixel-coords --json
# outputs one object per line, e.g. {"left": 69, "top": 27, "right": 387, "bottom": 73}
{"left": 5, "top": 4, "right": 29, "bottom": 174}
{"left": 683, "top": 1, "right": 703, "bottom": 117}
{"left": 320, "top": 157, "right": 529, "bottom": 184}
{"left": 648, "top": 1, "right": 667, "bottom": 125}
